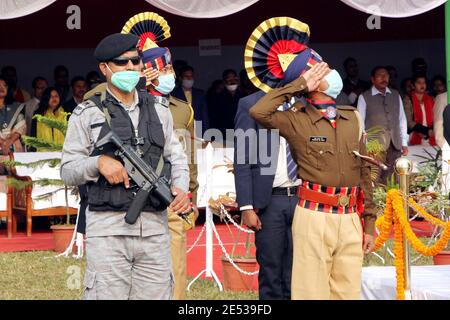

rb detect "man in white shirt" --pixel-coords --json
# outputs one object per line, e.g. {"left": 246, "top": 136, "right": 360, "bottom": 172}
{"left": 357, "top": 66, "right": 408, "bottom": 184}
{"left": 234, "top": 92, "right": 302, "bottom": 300}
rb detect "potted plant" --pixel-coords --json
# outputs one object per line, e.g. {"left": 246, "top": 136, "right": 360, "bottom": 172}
{"left": 210, "top": 194, "right": 258, "bottom": 292}
{"left": 432, "top": 206, "right": 450, "bottom": 265}
{"left": 49, "top": 185, "right": 77, "bottom": 253}
{"left": 221, "top": 225, "right": 258, "bottom": 292}
{"left": 4, "top": 112, "right": 77, "bottom": 252}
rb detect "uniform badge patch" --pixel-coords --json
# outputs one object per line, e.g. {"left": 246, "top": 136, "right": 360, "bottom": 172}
{"left": 310, "top": 136, "right": 327, "bottom": 143}
{"left": 326, "top": 106, "right": 337, "bottom": 118}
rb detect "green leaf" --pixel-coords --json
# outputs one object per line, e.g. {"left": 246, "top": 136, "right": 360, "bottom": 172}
{"left": 6, "top": 177, "right": 65, "bottom": 190}
{"left": 1, "top": 159, "right": 61, "bottom": 169}
{"left": 33, "top": 114, "right": 68, "bottom": 136}
{"left": 21, "top": 136, "right": 63, "bottom": 151}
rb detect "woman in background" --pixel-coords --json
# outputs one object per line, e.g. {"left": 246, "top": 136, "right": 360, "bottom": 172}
{"left": 403, "top": 75, "right": 436, "bottom": 146}
{"left": 0, "top": 76, "right": 25, "bottom": 156}
{"left": 30, "top": 87, "right": 67, "bottom": 151}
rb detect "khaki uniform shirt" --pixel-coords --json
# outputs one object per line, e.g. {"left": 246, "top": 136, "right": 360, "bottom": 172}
{"left": 169, "top": 96, "right": 199, "bottom": 204}
{"left": 249, "top": 77, "right": 376, "bottom": 234}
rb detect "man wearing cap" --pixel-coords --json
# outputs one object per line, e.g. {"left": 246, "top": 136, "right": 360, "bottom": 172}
{"left": 121, "top": 13, "right": 199, "bottom": 300}
{"left": 60, "top": 33, "right": 190, "bottom": 300}
{"left": 141, "top": 50, "right": 199, "bottom": 301}
{"left": 247, "top": 18, "right": 376, "bottom": 300}
{"left": 142, "top": 58, "right": 198, "bottom": 300}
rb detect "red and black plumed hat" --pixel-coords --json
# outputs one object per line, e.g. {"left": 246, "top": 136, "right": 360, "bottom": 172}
{"left": 245, "top": 17, "right": 322, "bottom": 93}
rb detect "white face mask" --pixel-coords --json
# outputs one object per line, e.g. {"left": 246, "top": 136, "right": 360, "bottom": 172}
{"left": 182, "top": 79, "right": 194, "bottom": 89}
{"left": 320, "top": 69, "right": 343, "bottom": 99}
{"left": 226, "top": 84, "right": 238, "bottom": 92}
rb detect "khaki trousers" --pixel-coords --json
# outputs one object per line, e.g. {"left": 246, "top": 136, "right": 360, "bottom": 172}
{"left": 291, "top": 206, "right": 364, "bottom": 300}
{"left": 168, "top": 209, "right": 187, "bottom": 300}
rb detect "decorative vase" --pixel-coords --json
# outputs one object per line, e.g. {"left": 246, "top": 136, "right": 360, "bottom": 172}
{"left": 221, "top": 256, "right": 258, "bottom": 292}
{"left": 433, "top": 251, "right": 450, "bottom": 265}
{"left": 51, "top": 225, "right": 76, "bottom": 253}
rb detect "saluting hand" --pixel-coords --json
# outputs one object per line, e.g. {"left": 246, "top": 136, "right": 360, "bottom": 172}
{"left": 142, "top": 67, "right": 160, "bottom": 87}
{"left": 302, "top": 62, "right": 330, "bottom": 92}
{"left": 98, "top": 155, "right": 130, "bottom": 188}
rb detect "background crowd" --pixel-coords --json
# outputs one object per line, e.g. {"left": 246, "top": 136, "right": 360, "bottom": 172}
{"left": 0, "top": 56, "right": 447, "bottom": 161}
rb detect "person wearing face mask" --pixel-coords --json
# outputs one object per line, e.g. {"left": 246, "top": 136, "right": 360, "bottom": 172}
{"left": 60, "top": 33, "right": 190, "bottom": 300}
{"left": 172, "top": 65, "right": 209, "bottom": 134}
{"left": 0, "top": 76, "right": 25, "bottom": 157}
{"left": 210, "top": 69, "right": 245, "bottom": 141}
{"left": 122, "top": 12, "right": 199, "bottom": 300}
{"left": 248, "top": 18, "right": 376, "bottom": 299}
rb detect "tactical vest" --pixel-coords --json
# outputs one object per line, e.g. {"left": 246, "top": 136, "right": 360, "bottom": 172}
{"left": 362, "top": 89, "right": 402, "bottom": 150}
{"left": 86, "top": 90, "right": 171, "bottom": 212}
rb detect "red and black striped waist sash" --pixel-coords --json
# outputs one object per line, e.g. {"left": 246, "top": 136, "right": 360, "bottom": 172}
{"left": 297, "top": 181, "right": 359, "bottom": 214}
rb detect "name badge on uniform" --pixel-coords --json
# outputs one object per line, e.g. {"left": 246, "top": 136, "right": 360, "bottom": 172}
{"left": 310, "top": 136, "right": 327, "bottom": 143}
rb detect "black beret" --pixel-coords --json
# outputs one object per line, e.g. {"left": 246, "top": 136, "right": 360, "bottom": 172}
{"left": 94, "top": 33, "right": 139, "bottom": 62}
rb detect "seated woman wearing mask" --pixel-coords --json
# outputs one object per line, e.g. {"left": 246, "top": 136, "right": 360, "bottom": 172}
{"left": 0, "top": 77, "right": 26, "bottom": 155}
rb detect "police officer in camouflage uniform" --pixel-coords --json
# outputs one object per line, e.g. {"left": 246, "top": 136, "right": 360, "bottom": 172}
{"left": 60, "top": 33, "right": 190, "bottom": 300}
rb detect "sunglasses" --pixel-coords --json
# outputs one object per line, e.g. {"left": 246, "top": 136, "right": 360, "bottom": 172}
{"left": 110, "top": 57, "right": 141, "bottom": 66}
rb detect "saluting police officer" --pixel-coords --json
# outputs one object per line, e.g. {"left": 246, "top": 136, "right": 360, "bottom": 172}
{"left": 250, "top": 51, "right": 376, "bottom": 299}
{"left": 60, "top": 33, "right": 190, "bottom": 300}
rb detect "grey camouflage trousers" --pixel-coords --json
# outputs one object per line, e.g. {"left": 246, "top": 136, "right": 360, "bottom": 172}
{"left": 83, "top": 233, "right": 173, "bottom": 300}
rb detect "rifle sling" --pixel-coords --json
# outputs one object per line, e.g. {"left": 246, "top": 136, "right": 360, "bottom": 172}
{"left": 102, "top": 106, "right": 165, "bottom": 177}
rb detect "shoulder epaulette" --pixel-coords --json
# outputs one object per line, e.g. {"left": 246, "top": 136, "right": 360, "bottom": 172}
{"left": 290, "top": 103, "right": 306, "bottom": 113}
{"left": 72, "top": 100, "right": 97, "bottom": 116}
{"left": 154, "top": 95, "right": 170, "bottom": 108}
{"left": 337, "top": 105, "right": 356, "bottom": 111}
{"left": 169, "top": 96, "right": 187, "bottom": 105}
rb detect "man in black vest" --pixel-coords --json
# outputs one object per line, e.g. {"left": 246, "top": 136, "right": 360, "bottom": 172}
{"left": 357, "top": 66, "right": 409, "bottom": 184}
{"left": 61, "top": 33, "right": 190, "bottom": 300}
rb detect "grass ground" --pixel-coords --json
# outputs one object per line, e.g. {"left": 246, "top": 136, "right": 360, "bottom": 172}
{"left": 0, "top": 241, "right": 434, "bottom": 300}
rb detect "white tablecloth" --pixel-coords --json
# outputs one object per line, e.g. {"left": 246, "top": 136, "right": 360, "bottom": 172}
{"left": 197, "top": 147, "right": 235, "bottom": 208}
{"left": 0, "top": 176, "right": 7, "bottom": 211}
{"left": 362, "top": 265, "right": 450, "bottom": 300}
{"left": 12, "top": 152, "right": 79, "bottom": 209}
{"left": 0, "top": 194, "right": 6, "bottom": 211}
{"left": 405, "top": 145, "right": 439, "bottom": 173}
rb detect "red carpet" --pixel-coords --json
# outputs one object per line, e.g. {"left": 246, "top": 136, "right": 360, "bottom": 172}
{"left": 0, "top": 230, "right": 55, "bottom": 252}
{"left": 186, "top": 223, "right": 258, "bottom": 289}
{"left": 0, "top": 220, "right": 436, "bottom": 288}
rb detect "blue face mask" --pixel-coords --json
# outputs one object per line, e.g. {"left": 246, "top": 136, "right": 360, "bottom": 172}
{"left": 321, "top": 69, "right": 343, "bottom": 99}
{"left": 155, "top": 74, "right": 176, "bottom": 95}
{"left": 107, "top": 64, "right": 140, "bottom": 93}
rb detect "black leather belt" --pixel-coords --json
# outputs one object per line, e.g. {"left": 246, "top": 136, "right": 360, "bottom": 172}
{"left": 272, "top": 186, "right": 299, "bottom": 197}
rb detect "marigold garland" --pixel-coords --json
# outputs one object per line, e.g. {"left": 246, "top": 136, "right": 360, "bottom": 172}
{"left": 374, "top": 189, "right": 450, "bottom": 300}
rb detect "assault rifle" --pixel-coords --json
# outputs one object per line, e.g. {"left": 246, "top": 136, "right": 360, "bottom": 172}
{"left": 95, "top": 130, "right": 175, "bottom": 224}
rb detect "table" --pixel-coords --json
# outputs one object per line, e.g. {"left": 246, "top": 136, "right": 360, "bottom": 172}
{"left": 12, "top": 152, "right": 79, "bottom": 209}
